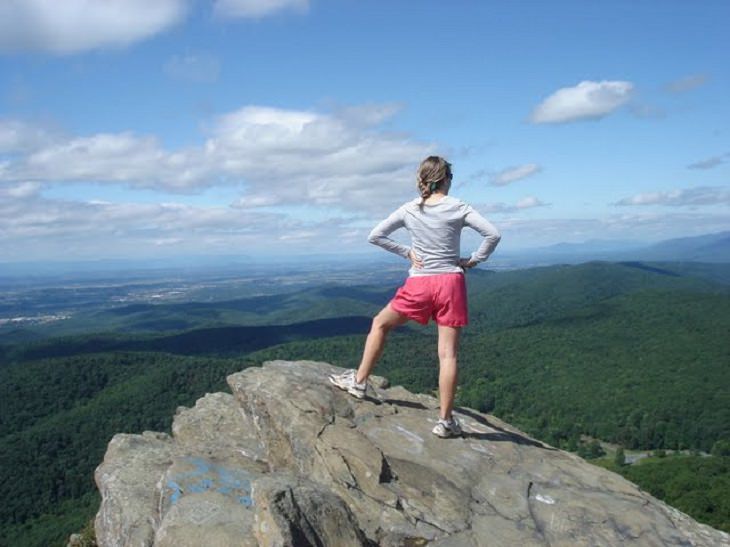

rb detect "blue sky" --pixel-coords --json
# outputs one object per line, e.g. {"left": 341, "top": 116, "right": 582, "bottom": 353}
{"left": 0, "top": 0, "right": 728, "bottom": 262}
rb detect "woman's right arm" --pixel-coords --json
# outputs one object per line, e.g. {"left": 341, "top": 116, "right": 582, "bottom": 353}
{"left": 367, "top": 206, "right": 411, "bottom": 259}
{"left": 463, "top": 205, "right": 501, "bottom": 265}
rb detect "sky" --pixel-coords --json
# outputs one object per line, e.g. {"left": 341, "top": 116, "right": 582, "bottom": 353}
{"left": 0, "top": 0, "right": 728, "bottom": 263}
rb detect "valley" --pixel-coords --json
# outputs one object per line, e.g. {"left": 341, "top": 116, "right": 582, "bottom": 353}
{"left": 0, "top": 259, "right": 728, "bottom": 545}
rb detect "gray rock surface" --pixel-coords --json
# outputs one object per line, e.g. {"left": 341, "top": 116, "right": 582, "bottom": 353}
{"left": 94, "top": 360, "right": 730, "bottom": 547}
{"left": 251, "top": 474, "right": 370, "bottom": 547}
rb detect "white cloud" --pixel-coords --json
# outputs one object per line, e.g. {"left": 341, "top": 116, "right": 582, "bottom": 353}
{"left": 279, "top": 230, "right": 319, "bottom": 241}
{"left": 490, "top": 163, "right": 542, "bottom": 186}
{"left": 2, "top": 191, "right": 727, "bottom": 261}
{"left": 153, "top": 237, "right": 184, "bottom": 247}
{"left": 515, "top": 196, "right": 546, "bottom": 209}
{"left": 687, "top": 152, "right": 730, "bottom": 170}
{"left": 479, "top": 196, "right": 549, "bottom": 214}
{"left": 614, "top": 186, "right": 730, "bottom": 207}
{"left": 0, "top": 104, "right": 433, "bottom": 214}
{"left": 0, "top": 190, "right": 380, "bottom": 261}
{"left": 495, "top": 211, "right": 730, "bottom": 248}
{"left": 0, "top": 119, "right": 59, "bottom": 153}
{"left": 231, "top": 193, "right": 284, "bottom": 208}
{"left": 530, "top": 80, "right": 634, "bottom": 124}
{"left": 205, "top": 105, "right": 433, "bottom": 212}
{"left": 164, "top": 53, "right": 221, "bottom": 83}
{"left": 12, "top": 132, "right": 209, "bottom": 190}
{"left": 0, "top": 181, "right": 41, "bottom": 200}
{"left": 332, "top": 103, "right": 405, "bottom": 128}
{"left": 458, "top": 207, "right": 730, "bottom": 252}
{"left": 666, "top": 73, "right": 708, "bottom": 93}
{"left": 0, "top": 0, "right": 187, "bottom": 54}
{"left": 0, "top": 193, "right": 321, "bottom": 259}
{"left": 214, "top": 0, "right": 309, "bottom": 19}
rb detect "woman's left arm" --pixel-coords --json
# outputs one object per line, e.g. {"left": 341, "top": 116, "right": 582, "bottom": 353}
{"left": 463, "top": 205, "right": 501, "bottom": 265}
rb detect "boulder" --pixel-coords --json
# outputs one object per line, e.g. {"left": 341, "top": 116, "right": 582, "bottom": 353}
{"left": 251, "top": 474, "right": 370, "bottom": 546}
{"left": 94, "top": 360, "right": 730, "bottom": 546}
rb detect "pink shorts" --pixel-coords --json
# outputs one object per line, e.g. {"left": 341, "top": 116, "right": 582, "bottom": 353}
{"left": 389, "top": 273, "right": 468, "bottom": 327}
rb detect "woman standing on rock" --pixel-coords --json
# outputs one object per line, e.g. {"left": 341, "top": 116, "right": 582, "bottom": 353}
{"left": 329, "top": 155, "right": 501, "bottom": 438}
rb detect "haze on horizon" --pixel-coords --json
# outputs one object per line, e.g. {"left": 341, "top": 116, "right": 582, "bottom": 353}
{"left": 0, "top": 0, "right": 728, "bottom": 263}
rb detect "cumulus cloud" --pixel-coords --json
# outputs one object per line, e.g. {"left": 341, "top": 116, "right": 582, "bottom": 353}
{"left": 614, "top": 186, "right": 730, "bottom": 207}
{"left": 205, "top": 105, "right": 431, "bottom": 212}
{"left": 0, "top": 103, "right": 433, "bottom": 213}
{"left": 214, "top": 0, "right": 309, "bottom": 18}
{"left": 687, "top": 152, "right": 730, "bottom": 170}
{"left": 0, "top": 0, "right": 187, "bottom": 54}
{"left": 9, "top": 132, "right": 209, "bottom": 190}
{"left": 490, "top": 163, "right": 542, "bottom": 186}
{"left": 666, "top": 73, "right": 708, "bottom": 93}
{"left": 530, "top": 80, "right": 634, "bottom": 124}
{"left": 164, "top": 53, "right": 221, "bottom": 83}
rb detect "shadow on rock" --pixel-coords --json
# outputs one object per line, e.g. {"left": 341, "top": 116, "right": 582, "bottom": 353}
{"left": 456, "top": 407, "right": 558, "bottom": 450}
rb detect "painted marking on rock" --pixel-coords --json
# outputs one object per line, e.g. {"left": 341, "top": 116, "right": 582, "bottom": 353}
{"left": 535, "top": 493, "right": 556, "bottom": 504}
{"left": 394, "top": 425, "right": 424, "bottom": 444}
{"left": 469, "top": 443, "right": 493, "bottom": 455}
{"left": 166, "top": 457, "right": 255, "bottom": 507}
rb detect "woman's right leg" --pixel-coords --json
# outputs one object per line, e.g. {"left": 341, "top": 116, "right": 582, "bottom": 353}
{"left": 436, "top": 324, "right": 461, "bottom": 420}
{"left": 355, "top": 303, "right": 409, "bottom": 383}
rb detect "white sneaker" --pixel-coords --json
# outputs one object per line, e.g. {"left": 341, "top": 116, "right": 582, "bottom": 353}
{"left": 328, "top": 369, "right": 367, "bottom": 399}
{"left": 432, "top": 416, "right": 463, "bottom": 438}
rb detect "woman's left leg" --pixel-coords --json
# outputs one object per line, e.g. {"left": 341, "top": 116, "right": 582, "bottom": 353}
{"left": 436, "top": 324, "right": 461, "bottom": 420}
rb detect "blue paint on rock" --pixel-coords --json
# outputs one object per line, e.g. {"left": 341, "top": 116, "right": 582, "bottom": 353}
{"left": 167, "top": 480, "right": 183, "bottom": 504}
{"left": 166, "top": 456, "right": 255, "bottom": 507}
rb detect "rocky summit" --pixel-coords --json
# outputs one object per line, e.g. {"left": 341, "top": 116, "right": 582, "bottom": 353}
{"left": 93, "top": 360, "right": 729, "bottom": 547}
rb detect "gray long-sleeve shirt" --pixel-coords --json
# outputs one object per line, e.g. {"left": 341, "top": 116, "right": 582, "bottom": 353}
{"left": 368, "top": 196, "right": 501, "bottom": 277}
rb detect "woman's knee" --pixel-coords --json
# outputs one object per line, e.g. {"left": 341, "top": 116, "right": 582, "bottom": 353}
{"left": 438, "top": 347, "right": 458, "bottom": 361}
{"left": 372, "top": 307, "right": 407, "bottom": 332}
{"left": 372, "top": 314, "right": 393, "bottom": 333}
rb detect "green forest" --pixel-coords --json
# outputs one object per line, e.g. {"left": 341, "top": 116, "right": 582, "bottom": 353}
{"left": 0, "top": 352, "right": 257, "bottom": 546}
{"left": 1, "top": 261, "right": 728, "bottom": 545}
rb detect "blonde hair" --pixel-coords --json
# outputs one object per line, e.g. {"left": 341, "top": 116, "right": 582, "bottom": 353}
{"left": 417, "top": 156, "right": 452, "bottom": 208}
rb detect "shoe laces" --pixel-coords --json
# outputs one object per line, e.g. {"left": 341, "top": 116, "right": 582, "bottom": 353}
{"left": 346, "top": 369, "right": 366, "bottom": 387}
{"left": 439, "top": 417, "right": 459, "bottom": 428}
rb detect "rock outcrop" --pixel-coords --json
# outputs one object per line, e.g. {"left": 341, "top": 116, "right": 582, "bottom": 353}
{"left": 94, "top": 360, "right": 729, "bottom": 546}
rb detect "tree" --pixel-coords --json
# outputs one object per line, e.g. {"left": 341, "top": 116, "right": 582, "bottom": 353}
{"left": 566, "top": 436, "right": 578, "bottom": 452}
{"left": 614, "top": 447, "right": 626, "bottom": 467}
{"left": 711, "top": 440, "right": 730, "bottom": 457}
{"left": 578, "top": 440, "right": 606, "bottom": 460}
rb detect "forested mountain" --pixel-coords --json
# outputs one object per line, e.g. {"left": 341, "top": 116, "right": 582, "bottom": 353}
{"left": 1, "top": 260, "right": 728, "bottom": 545}
{"left": 1, "top": 316, "right": 374, "bottom": 363}
{"left": 635, "top": 231, "right": 730, "bottom": 263}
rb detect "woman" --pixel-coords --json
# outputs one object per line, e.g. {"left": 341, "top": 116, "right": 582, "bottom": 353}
{"left": 329, "top": 156, "right": 501, "bottom": 438}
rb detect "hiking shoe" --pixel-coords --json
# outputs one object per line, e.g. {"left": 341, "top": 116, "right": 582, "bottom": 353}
{"left": 328, "top": 369, "right": 367, "bottom": 399}
{"left": 432, "top": 416, "right": 463, "bottom": 438}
